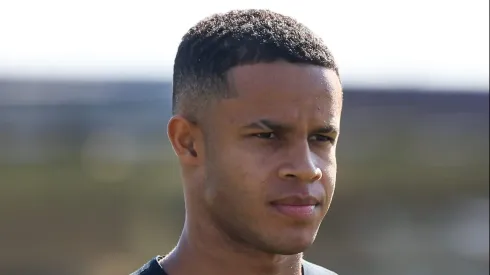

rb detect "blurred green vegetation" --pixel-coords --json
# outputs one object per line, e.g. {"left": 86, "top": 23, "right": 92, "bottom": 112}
{"left": 0, "top": 84, "right": 488, "bottom": 275}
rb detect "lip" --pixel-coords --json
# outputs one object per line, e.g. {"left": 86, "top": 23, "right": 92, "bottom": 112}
{"left": 270, "top": 195, "right": 321, "bottom": 220}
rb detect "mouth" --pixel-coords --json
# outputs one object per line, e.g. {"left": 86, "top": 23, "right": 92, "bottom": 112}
{"left": 269, "top": 196, "right": 321, "bottom": 220}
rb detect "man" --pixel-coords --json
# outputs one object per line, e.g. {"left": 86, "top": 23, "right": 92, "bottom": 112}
{"left": 131, "top": 9, "right": 342, "bottom": 275}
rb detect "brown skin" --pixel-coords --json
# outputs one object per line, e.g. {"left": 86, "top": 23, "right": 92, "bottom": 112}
{"left": 163, "top": 61, "right": 342, "bottom": 275}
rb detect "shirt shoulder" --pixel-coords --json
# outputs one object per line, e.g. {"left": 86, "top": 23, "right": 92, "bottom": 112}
{"left": 130, "top": 256, "right": 336, "bottom": 275}
{"left": 302, "top": 259, "right": 338, "bottom": 275}
{"left": 130, "top": 256, "right": 167, "bottom": 275}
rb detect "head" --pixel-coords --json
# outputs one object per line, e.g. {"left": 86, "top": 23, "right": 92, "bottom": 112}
{"left": 168, "top": 9, "right": 342, "bottom": 255}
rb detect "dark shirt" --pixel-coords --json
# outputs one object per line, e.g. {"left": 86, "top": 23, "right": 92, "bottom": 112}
{"left": 130, "top": 256, "right": 337, "bottom": 275}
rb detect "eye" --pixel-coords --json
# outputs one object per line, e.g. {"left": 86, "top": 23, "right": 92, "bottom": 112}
{"left": 253, "top": 132, "right": 277, "bottom": 139}
{"left": 309, "top": 134, "right": 335, "bottom": 143}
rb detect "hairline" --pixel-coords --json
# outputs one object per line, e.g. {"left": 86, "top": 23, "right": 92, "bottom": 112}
{"left": 174, "top": 61, "right": 340, "bottom": 128}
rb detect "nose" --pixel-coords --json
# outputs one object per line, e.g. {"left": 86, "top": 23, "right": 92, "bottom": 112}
{"left": 278, "top": 143, "right": 322, "bottom": 183}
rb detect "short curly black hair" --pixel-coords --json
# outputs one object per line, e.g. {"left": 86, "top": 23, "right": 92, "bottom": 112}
{"left": 172, "top": 9, "right": 339, "bottom": 120}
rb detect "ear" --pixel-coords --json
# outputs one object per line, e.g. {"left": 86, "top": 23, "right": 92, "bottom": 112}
{"left": 167, "top": 115, "right": 203, "bottom": 166}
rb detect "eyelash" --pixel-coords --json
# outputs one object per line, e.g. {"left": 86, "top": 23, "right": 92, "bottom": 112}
{"left": 252, "top": 133, "right": 335, "bottom": 143}
{"left": 253, "top": 133, "right": 276, "bottom": 139}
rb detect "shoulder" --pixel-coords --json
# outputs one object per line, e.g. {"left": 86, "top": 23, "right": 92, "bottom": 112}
{"left": 302, "top": 259, "right": 338, "bottom": 275}
{"left": 130, "top": 256, "right": 166, "bottom": 275}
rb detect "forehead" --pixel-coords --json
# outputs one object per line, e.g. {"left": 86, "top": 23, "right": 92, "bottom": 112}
{"left": 212, "top": 62, "right": 342, "bottom": 125}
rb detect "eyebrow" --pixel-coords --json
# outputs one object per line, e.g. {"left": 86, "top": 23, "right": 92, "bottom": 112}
{"left": 242, "top": 119, "right": 338, "bottom": 134}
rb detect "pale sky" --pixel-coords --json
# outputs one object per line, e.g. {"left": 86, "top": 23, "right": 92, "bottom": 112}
{"left": 0, "top": 0, "right": 488, "bottom": 90}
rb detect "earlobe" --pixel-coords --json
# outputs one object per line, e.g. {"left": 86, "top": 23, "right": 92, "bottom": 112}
{"left": 167, "top": 115, "right": 201, "bottom": 164}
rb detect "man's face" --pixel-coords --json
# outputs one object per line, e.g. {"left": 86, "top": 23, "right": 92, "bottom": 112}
{"left": 201, "top": 62, "right": 342, "bottom": 255}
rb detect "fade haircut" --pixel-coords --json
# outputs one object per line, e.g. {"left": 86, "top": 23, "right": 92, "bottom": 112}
{"left": 172, "top": 9, "right": 339, "bottom": 121}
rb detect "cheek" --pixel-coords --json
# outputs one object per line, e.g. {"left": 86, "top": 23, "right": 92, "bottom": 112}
{"left": 325, "top": 168, "right": 336, "bottom": 189}
{"left": 321, "top": 156, "right": 337, "bottom": 191}
{"left": 205, "top": 148, "right": 267, "bottom": 204}
{"left": 322, "top": 146, "right": 338, "bottom": 170}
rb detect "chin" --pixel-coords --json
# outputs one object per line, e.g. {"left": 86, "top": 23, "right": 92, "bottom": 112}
{"left": 261, "top": 231, "right": 317, "bottom": 255}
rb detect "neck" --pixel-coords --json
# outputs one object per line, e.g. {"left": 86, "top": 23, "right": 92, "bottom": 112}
{"left": 161, "top": 217, "right": 303, "bottom": 275}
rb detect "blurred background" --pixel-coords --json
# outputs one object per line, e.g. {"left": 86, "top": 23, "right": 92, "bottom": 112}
{"left": 0, "top": 0, "right": 488, "bottom": 274}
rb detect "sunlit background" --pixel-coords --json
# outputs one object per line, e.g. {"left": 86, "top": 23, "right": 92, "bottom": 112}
{"left": 0, "top": 0, "right": 488, "bottom": 274}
